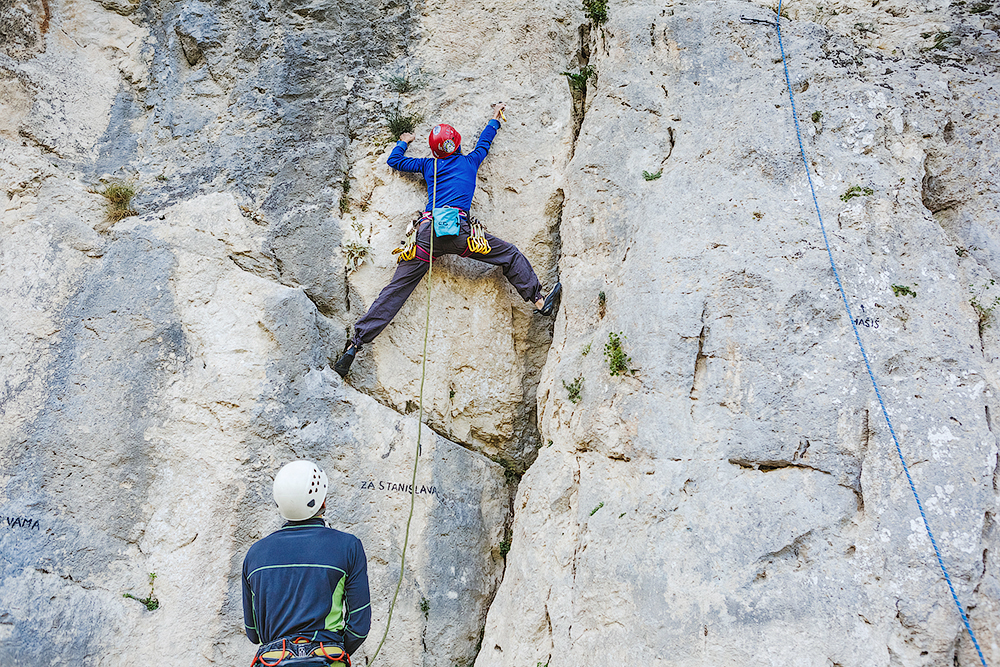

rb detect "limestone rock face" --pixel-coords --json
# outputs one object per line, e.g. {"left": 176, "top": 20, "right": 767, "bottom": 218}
{"left": 1, "top": 0, "right": 999, "bottom": 666}
{"left": 480, "top": 2, "right": 1000, "bottom": 666}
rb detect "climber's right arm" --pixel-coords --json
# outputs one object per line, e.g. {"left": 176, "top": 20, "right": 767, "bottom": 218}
{"left": 387, "top": 133, "right": 426, "bottom": 173}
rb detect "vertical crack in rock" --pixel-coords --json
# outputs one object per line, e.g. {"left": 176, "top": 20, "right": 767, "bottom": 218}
{"left": 567, "top": 24, "right": 592, "bottom": 153}
{"left": 544, "top": 602, "right": 554, "bottom": 658}
{"left": 511, "top": 188, "right": 565, "bottom": 471}
{"left": 689, "top": 303, "right": 708, "bottom": 417}
{"left": 989, "top": 406, "right": 999, "bottom": 493}
{"left": 660, "top": 126, "right": 676, "bottom": 166}
{"left": 343, "top": 265, "right": 351, "bottom": 313}
{"left": 689, "top": 325, "right": 708, "bottom": 414}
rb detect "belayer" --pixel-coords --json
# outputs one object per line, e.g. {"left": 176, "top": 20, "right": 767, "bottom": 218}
{"left": 242, "top": 460, "right": 371, "bottom": 665}
{"left": 335, "top": 102, "right": 561, "bottom": 377}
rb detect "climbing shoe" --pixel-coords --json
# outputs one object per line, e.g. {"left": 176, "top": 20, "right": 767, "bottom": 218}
{"left": 334, "top": 343, "right": 357, "bottom": 378}
{"left": 534, "top": 282, "right": 562, "bottom": 316}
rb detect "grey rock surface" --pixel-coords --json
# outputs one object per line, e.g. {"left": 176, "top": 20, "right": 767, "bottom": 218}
{"left": 1, "top": 0, "right": 999, "bottom": 665}
{"left": 480, "top": 2, "right": 1000, "bottom": 666}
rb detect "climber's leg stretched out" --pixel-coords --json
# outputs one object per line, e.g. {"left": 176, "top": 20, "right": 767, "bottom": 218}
{"left": 335, "top": 216, "right": 559, "bottom": 377}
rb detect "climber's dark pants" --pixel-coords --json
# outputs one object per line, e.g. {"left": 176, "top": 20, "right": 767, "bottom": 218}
{"left": 351, "top": 219, "right": 544, "bottom": 347}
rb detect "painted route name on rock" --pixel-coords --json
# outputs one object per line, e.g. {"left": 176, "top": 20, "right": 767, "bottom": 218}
{"left": 2, "top": 515, "right": 41, "bottom": 531}
{"left": 359, "top": 481, "right": 439, "bottom": 496}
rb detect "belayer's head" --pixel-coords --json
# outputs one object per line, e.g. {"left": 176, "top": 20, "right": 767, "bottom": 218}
{"left": 429, "top": 124, "right": 461, "bottom": 158}
{"left": 273, "top": 460, "right": 329, "bottom": 521}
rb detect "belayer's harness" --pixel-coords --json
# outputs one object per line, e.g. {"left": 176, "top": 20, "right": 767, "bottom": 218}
{"left": 252, "top": 636, "right": 349, "bottom": 666}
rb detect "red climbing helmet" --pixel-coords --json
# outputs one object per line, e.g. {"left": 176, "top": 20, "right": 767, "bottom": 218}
{"left": 429, "top": 124, "right": 461, "bottom": 158}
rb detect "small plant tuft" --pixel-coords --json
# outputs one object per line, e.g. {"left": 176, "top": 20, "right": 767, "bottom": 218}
{"left": 840, "top": 184, "right": 874, "bottom": 202}
{"left": 385, "top": 106, "right": 423, "bottom": 141}
{"left": 891, "top": 284, "right": 917, "bottom": 298}
{"left": 811, "top": 110, "right": 822, "bottom": 123}
{"left": 386, "top": 71, "right": 424, "bottom": 95}
{"left": 498, "top": 539, "right": 512, "bottom": 557}
{"left": 590, "top": 501, "right": 604, "bottom": 516}
{"left": 561, "top": 65, "right": 595, "bottom": 92}
{"left": 752, "top": 211, "right": 764, "bottom": 221}
{"left": 924, "top": 31, "right": 960, "bottom": 50}
{"left": 970, "top": 2, "right": 991, "bottom": 13}
{"left": 604, "top": 331, "right": 632, "bottom": 376}
{"left": 643, "top": 169, "right": 663, "bottom": 181}
{"left": 581, "top": 342, "right": 591, "bottom": 356}
{"left": 493, "top": 456, "right": 522, "bottom": 485}
{"left": 971, "top": 279, "right": 1000, "bottom": 336}
{"left": 339, "top": 178, "right": 351, "bottom": 213}
{"left": 342, "top": 220, "right": 370, "bottom": 270}
{"left": 563, "top": 375, "right": 584, "bottom": 403}
{"left": 420, "top": 597, "right": 430, "bottom": 616}
{"left": 582, "top": 0, "right": 608, "bottom": 24}
{"left": 92, "top": 179, "right": 138, "bottom": 223}
{"left": 123, "top": 572, "right": 159, "bottom": 611}
{"left": 343, "top": 241, "right": 370, "bottom": 270}
{"left": 598, "top": 291, "right": 607, "bottom": 318}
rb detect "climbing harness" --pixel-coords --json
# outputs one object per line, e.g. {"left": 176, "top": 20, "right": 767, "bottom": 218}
{"left": 392, "top": 210, "right": 491, "bottom": 261}
{"left": 368, "top": 158, "right": 439, "bottom": 665}
{"left": 252, "top": 637, "right": 350, "bottom": 666}
{"left": 771, "top": 4, "right": 989, "bottom": 664}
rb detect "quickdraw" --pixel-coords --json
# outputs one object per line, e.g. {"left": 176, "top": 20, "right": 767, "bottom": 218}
{"left": 467, "top": 216, "right": 491, "bottom": 255}
{"left": 392, "top": 219, "right": 419, "bottom": 262}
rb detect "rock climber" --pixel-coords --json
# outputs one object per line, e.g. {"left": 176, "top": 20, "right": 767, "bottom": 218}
{"left": 242, "top": 460, "right": 371, "bottom": 665}
{"left": 335, "top": 102, "right": 561, "bottom": 377}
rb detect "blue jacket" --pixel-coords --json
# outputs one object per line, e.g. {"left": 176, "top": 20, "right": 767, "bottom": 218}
{"left": 242, "top": 518, "right": 371, "bottom": 655}
{"left": 387, "top": 119, "right": 501, "bottom": 211}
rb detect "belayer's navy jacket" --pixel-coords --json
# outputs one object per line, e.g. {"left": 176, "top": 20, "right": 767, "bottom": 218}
{"left": 242, "top": 518, "right": 371, "bottom": 655}
{"left": 388, "top": 119, "right": 501, "bottom": 212}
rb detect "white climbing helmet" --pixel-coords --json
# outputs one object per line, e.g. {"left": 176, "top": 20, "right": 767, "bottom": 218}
{"left": 273, "top": 460, "right": 329, "bottom": 521}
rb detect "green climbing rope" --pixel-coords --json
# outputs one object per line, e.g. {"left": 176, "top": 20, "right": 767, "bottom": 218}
{"left": 367, "top": 157, "right": 438, "bottom": 665}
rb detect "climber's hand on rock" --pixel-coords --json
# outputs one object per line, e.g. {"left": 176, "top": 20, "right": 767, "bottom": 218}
{"left": 399, "top": 132, "right": 415, "bottom": 143}
{"left": 492, "top": 103, "right": 506, "bottom": 121}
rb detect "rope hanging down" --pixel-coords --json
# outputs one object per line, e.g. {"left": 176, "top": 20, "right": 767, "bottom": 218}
{"left": 773, "top": 4, "right": 988, "bottom": 664}
{"left": 367, "top": 157, "right": 439, "bottom": 665}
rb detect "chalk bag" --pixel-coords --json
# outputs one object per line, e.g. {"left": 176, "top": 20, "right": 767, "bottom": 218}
{"left": 432, "top": 206, "right": 461, "bottom": 237}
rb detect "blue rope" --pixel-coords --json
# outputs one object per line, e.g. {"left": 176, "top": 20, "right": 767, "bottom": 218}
{"left": 773, "top": 5, "right": 988, "bottom": 665}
